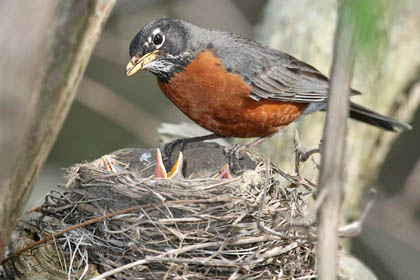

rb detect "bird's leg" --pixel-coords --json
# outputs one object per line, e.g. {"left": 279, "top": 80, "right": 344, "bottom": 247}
{"left": 164, "top": 134, "right": 223, "bottom": 158}
{"left": 244, "top": 135, "right": 271, "bottom": 150}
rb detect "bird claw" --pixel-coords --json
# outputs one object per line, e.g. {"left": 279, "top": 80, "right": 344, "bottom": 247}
{"left": 154, "top": 148, "right": 184, "bottom": 179}
{"left": 223, "top": 144, "right": 245, "bottom": 159}
{"left": 224, "top": 144, "right": 247, "bottom": 174}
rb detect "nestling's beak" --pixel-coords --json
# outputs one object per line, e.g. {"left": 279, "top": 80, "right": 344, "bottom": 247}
{"left": 154, "top": 149, "right": 184, "bottom": 179}
{"left": 126, "top": 50, "right": 160, "bottom": 76}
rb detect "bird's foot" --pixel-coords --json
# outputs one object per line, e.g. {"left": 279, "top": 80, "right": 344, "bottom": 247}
{"left": 223, "top": 144, "right": 246, "bottom": 159}
{"left": 223, "top": 144, "right": 248, "bottom": 174}
{"left": 224, "top": 136, "right": 270, "bottom": 173}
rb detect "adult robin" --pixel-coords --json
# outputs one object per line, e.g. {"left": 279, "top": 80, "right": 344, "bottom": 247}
{"left": 126, "top": 18, "right": 411, "bottom": 156}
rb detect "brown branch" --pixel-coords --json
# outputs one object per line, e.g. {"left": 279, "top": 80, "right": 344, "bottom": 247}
{"left": 0, "top": 0, "right": 115, "bottom": 257}
{"left": 317, "top": 2, "right": 356, "bottom": 279}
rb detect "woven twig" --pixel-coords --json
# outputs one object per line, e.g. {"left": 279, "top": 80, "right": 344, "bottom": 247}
{"left": 4, "top": 146, "right": 317, "bottom": 279}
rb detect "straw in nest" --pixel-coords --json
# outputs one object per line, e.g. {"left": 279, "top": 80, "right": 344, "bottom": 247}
{"left": 3, "top": 143, "right": 318, "bottom": 279}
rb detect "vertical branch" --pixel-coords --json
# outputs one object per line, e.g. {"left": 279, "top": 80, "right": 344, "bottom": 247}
{"left": 317, "top": 2, "right": 356, "bottom": 279}
{"left": 257, "top": 0, "right": 419, "bottom": 229}
{"left": 0, "top": 0, "right": 115, "bottom": 257}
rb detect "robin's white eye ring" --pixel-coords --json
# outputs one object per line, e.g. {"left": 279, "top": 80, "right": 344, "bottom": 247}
{"left": 152, "top": 32, "right": 164, "bottom": 46}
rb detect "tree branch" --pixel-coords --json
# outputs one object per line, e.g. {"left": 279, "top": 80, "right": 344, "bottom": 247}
{"left": 0, "top": 0, "right": 115, "bottom": 257}
{"left": 256, "top": 0, "right": 420, "bottom": 226}
{"left": 317, "top": 2, "right": 356, "bottom": 279}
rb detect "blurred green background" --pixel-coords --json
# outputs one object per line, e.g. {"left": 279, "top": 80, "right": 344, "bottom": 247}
{"left": 29, "top": 1, "right": 419, "bottom": 279}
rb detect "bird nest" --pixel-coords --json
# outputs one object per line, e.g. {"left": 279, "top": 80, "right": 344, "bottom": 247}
{"left": 3, "top": 143, "right": 318, "bottom": 279}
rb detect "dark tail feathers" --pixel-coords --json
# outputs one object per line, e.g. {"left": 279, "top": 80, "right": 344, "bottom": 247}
{"left": 349, "top": 102, "right": 411, "bottom": 131}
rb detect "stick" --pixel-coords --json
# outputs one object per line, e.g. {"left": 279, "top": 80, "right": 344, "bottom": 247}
{"left": 316, "top": 2, "right": 356, "bottom": 279}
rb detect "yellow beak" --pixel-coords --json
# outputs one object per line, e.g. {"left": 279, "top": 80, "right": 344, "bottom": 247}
{"left": 126, "top": 50, "right": 159, "bottom": 76}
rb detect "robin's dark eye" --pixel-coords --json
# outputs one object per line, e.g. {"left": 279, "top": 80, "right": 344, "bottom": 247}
{"left": 153, "top": 33, "right": 163, "bottom": 45}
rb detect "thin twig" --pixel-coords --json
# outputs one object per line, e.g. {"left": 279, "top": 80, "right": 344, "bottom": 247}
{"left": 257, "top": 159, "right": 310, "bottom": 239}
{"left": 90, "top": 241, "right": 301, "bottom": 280}
{"left": 0, "top": 197, "right": 231, "bottom": 264}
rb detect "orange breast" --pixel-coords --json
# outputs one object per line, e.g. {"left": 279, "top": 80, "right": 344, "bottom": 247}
{"left": 158, "top": 50, "right": 307, "bottom": 138}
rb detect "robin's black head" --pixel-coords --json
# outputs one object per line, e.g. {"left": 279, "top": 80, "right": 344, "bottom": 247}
{"left": 126, "top": 18, "right": 197, "bottom": 82}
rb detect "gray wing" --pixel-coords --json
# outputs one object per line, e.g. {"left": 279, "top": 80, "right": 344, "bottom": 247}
{"left": 248, "top": 56, "right": 331, "bottom": 102}
{"left": 213, "top": 33, "right": 359, "bottom": 103}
